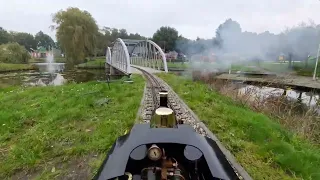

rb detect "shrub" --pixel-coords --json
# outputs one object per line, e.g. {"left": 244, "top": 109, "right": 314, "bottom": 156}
{"left": 0, "top": 42, "right": 30, "bottom": 63}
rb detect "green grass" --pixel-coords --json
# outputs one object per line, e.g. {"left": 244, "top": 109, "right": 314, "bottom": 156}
{"left": 0, "top": 75, "right": 145, "bottom": 179}
{"left": 166, "top": 62, "right": 189, "bottom": 69}
{"left": 76, "top": 59, "right": 105, "bottom": 69}
{"left": 30, "top": 57, "right": 66, "bottom": 63}
{"left": 230, "top": 60, "right": 320, "bottom": 76}
{"left": 230, "top": 64, "right": 257, "bottom": 72}
{"left": 158, "top": 73, "right": 320, "bottom": 180}
{"left": 0, "top": 63, "right": 37, "bottom": 72}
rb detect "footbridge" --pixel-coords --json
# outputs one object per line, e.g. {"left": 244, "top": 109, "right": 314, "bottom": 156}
{"left": 105, "top": 38, "right": 168, "bottom": 75}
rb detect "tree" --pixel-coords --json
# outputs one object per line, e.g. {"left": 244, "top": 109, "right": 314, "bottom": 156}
{"left": 0, "top": 42, "right": 30, "bottom": 63}
{"left": 175, "top": 35, "right": 190, "bottom": 54}
{"left": 110, "top": 28, "right": 120, "bottom": 42}
{"left": 152, "top": 26, "right": 179, "bottom": 52}
{"left": 119, "top": 29, "right": 128, "bottom": 39}
{"left": 215, "top": 18, "right": 242, "bottom": 52}
{"left": 35, "top": 31, "right": 55, "bottom": 50}
{"left": 10, "top": 32, "right": 37, "bottom": 51}
{"left": 0, "top": 27, "right": 10, "bottom": 44}
{"left": 95, "top": 31, "right": 106, "bottom": 56}
{"left": 52, "top": 7, "right": 99, "bottom": 66}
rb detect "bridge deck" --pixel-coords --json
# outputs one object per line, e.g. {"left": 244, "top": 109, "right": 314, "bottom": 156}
{"left": 130, "top": 65, "right": 163, "bottom": 74}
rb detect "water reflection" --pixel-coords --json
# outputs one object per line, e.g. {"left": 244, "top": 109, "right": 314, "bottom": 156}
{"left": 35, "top": 63, "right": 65, "bottom": 73}
{"left": 239, "top": 85, "right": 319, "bottom": 109}
{"left": 0, "top": 69, "right": 106, "bottom": 88}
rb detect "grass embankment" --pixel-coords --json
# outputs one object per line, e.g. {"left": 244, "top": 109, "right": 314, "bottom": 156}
{"left": 158, "top": 73, "right": 320, "bottom": 180}
{"left": 29, "top": 57, "right": 66, "bottom": 63}
{"left": 166, "top": 62, "right": 189, "bottom": 69}
{"left": 0, "top": 75, "right": 145, "bottom": 179}
{"left": 0, "top": 63, "right": 37, "bottom": 72}
{"left": 231, "top": 59, "right": 320, "bottom": 77}
{"left": 231, "top": 61, "right": 289, "bottom": 73}
{"left": 76, "top": 59, "right": 105, "bottom": 69}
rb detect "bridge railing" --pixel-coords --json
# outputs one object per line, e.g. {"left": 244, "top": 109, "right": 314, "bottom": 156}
{"left": 110, "top": 38, "right": 131, "bottom": 74}
{"left": 106, "top": 47, "right": 111, "bottom": 64}
{"left": 130, "top": 40, "right": 168, "bottom": 72}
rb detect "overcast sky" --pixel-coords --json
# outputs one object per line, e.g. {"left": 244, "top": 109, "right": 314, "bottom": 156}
{"left": 1, "top": 0, "right": 320, "bottom": 41}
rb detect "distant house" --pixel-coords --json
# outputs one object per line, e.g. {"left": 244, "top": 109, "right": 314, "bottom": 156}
{"left": 31, "top": 46, "right": 48, "bottom": 58}
{"left": 278, "top": 53, "right": 286, "bottom": 61}
{"left": 165, "top": 51, "right": 178, "bottom": 60}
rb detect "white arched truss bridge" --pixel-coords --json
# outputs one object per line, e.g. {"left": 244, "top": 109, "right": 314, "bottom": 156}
{"left": 105, "top": 38, "right": 168, "bottom": 75}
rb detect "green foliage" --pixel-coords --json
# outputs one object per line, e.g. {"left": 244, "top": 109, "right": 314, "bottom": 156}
{"left": 52, "top": 7, "right": 99, "bottom": 66}
{"left": 35, "top": 31, "right": 55, "bottom": 50}
{"left": 0, "top": 63, "right": 35, "bottom": 72}
{"left": 158, "top": 73, "right": 320, "bottom": 180}
{"left": 0, "top": 27, "right": 10, "bottom": 44}
{"left": 76, "top": 58, "right": 105, "bottom": 69}
{"left": 10, "top": 31, "right": 37, "bottom": 50}
{"left": 0, "top": 75, "right": 145, "bottom": 178}
{"left": 0, "top": 43, "right": 30, "bottom": 63}
{"left": 152, "top": 26, "right": 179, "bottom": 52}
{"left": 95, "top": 27, "right": 147, "bottom": 56}
{"left": 215, "top": 18, "right": 242, "bottom": 48}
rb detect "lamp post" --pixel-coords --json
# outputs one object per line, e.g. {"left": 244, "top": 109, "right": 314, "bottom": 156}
{"left": 312, "top": 43, "right": 320, "bottom": 80}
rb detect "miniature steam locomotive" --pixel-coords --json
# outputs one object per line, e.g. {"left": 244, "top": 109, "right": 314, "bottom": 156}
{"left": 93, "top": 91, "right": 239, "bottom": 180}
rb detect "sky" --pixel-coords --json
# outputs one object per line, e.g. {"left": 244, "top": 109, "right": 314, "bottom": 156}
{"left": 0, "top": 0, "right": 320, "bottom": 41}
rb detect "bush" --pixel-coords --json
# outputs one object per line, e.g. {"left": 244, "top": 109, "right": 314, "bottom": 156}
{"left": 0, "top": 42, "right": 30, "bottom": 64}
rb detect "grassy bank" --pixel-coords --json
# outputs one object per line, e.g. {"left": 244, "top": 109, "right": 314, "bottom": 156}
{"left": 230, "top": 60, "right": 320, "bottom": 76}
{"left": 0, "top": 75, "right": 145, "bottom": 179}
{"left": 0, "top": 63, "right": 37, "bottom": 72}
{"left": 29, "top": 57, "right": 67, "bottom": 63}
{"left": 166, "top": 62, "right": 189, "bottom": 69}
{"left": 76, "top": 59, "right": 105, "bottom": 69}
{"left": 158, "top": 73, "right": 320, "bottom": 180}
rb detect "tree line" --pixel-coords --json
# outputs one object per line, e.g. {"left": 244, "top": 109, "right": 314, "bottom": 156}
{"left": 3, "top": 6, "right": 319, "bottom": 66}
{"left": 52, "top": 7, "right": 320, "bottom": 67}
{"left": 175, "top": 19, "right": 320, "bottom": 64}
{"left": 0, "top": 28, "right": 57, "bottom": 64}
{"left": 51, "top": 7, "right": 182, "bottom": 66}
{"left": 0, "top": 28, "right": 56, "bottom": 51}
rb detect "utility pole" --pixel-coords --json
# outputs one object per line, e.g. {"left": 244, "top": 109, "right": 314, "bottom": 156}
{"left": 313, "top": 43, "right": 320, "bottom": 80}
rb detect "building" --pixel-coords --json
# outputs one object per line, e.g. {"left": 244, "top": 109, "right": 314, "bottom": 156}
{"left": 31, "top": 46, "right": 48, "bottom": 58}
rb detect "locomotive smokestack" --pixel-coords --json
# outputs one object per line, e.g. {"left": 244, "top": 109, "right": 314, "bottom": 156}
{"left": 150, "top": 90, "right": 177, "bottom": 128}
{"left": 159, "top": 91, "right": 168, "bottom": 107}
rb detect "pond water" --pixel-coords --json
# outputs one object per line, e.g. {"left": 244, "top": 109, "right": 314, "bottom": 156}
{"left": 0, "top": 63, "right": 107, "bottom": 88}
{"left": 179, "top": 70, "right": 320, "bottom": 114}
{"left": 238, "top": 85, "right": 319, "bottom": 107}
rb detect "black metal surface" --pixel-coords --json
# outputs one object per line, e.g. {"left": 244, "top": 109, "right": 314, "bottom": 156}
{"left": 159, "top": 90, "right": 168, "bottom": 107}
{"left": 238, "top": 71, "right": 277, "bottom": 77}
{"left": 93, "top": 124, "right": 239, "bottom": 180}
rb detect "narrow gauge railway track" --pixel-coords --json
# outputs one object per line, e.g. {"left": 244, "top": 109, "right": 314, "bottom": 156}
{"left": 134, "top": 67, "right": 252, "bottom": 180}
{"left": 134, "top": 67, "right": 185, "bottom": 124}
{"left": 138, "top": 67, "right": 164, "bottom": 110}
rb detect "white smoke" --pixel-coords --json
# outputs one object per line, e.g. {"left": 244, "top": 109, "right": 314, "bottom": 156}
{"left": 177, "top": 19, "right": 320, "bottom": 73}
